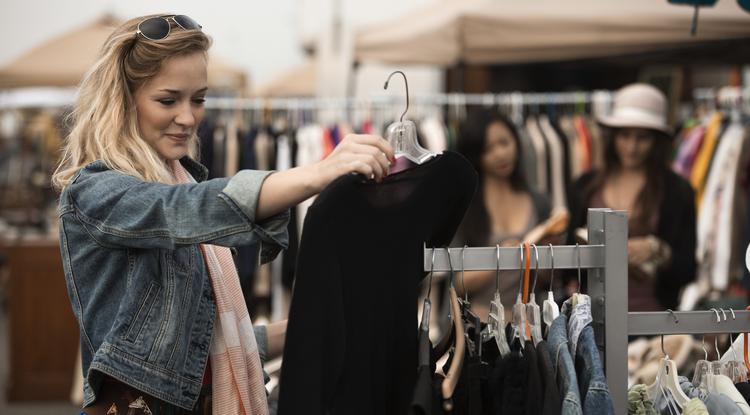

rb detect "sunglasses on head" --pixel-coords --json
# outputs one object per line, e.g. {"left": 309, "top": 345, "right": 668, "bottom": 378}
{"left": 136, "top": 15, "right": 202, "bottom": 41}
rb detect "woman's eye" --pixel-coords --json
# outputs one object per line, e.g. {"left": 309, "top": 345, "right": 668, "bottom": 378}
{"left": 158, "top": 99, "right": 176, "bottom": 106}
{"left": 193, "top": 97, "right": 206, "bottom": 104}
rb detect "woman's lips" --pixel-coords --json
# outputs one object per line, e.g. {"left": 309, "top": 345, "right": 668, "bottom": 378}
{"left": 166, "top": 133, "right": 189, "bottom": 142}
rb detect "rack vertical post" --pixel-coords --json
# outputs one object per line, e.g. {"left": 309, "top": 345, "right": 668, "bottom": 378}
{"left": 588, "top": 209, "right": 629, "bottom": 413}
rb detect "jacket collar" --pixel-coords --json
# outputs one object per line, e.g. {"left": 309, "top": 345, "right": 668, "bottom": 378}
{"left": 82, "top": 157, "right": 210, "bottom": 183}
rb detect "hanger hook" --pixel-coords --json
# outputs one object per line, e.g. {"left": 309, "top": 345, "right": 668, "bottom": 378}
{"left": 495, "top": 244, "right": 501, "bottom": 292}
{"left": 548, "top": 243, "right": 555, "bottom": 291}
{"left": 575, "top": 243, "right": 582, "bottom": 292}
{"left": 531, "top": 244, "right": 540, "bottom": 293}
{"left": 666, "top": 309, "right": 678, "bottom": 324}
{"left": 702, "top": 335, "right": 708, "bottom": 360}
{"left": 446, "top": 247, "right": 455, "bottom": 288}
{"left": 518, "top": 243, "right": 525, "bottom": 297}
{"left": 661, "top": 334, "right": 667, "bottom": 358}
{"left": 426, "top": 247, "right": 436, "bottom": 299}
{"left": 461, "top": 245, "right": 468, "bottom": 303}
{"left": 728, "top": 309, "right": 739, "bottom": 361}
{"left": 710, "top": 308, "right": 721, "bottom": 360}
{"left": 384, "top": 70, "right": 410, "bottom": 122}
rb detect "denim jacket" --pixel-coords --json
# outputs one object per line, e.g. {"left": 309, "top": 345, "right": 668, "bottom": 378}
{"left": 57, "top": 157, "right": 289, "bottom": 410}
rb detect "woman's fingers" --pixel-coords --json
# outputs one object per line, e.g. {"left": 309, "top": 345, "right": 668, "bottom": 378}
{"left": 345, "top": 134, "right": 395, "bottom": 162}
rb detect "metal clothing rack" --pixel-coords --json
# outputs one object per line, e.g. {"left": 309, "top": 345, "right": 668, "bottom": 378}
{"left": 423, "top": 207, "right": 750, "bottom": 414}
{"left": 424, "top": 208, "right": 629, "bottom": 412}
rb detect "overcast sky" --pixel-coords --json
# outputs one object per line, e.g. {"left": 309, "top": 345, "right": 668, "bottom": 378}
{"left": 0, "top": 0, "right": 431, "bottom": 88}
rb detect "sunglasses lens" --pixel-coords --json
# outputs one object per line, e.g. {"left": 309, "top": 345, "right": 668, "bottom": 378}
{"left": 174, "top": 15, "right": 201, "bottom": 30}
{"left": 138, "top": 17, "right": 170, "bottom": 40}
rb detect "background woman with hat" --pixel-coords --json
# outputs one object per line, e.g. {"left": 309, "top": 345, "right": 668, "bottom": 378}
{"left": 566, "top": 83, "right": 697, "bottom": 311}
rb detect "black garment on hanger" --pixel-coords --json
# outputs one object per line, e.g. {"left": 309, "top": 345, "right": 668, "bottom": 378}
{"left": 536, "top": 340, "right": 562, "bottom": 415}
{"left": 278, "top": 152, "right": 477, "bottom": 415}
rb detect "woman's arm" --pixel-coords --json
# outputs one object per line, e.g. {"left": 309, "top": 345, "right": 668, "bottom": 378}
{"left": 256, "top": 134, "right": 394, "bottom": 220}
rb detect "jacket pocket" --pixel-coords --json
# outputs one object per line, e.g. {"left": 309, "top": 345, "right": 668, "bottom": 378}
{"left": 123, "top": 281, "right": 161, "bottom": 343}
{"left": 170, "top": 246, "right": 195, "bottom": 273}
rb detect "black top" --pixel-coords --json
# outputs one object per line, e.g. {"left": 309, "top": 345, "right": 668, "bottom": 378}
{"left": 566, "top": 169, "right": 697, "bottom": 309}
{"left": 278, "top": 152, "right": 478, "bottom": 415}
{"left": 536, "top": 340, "right": 563, "bottom": 415}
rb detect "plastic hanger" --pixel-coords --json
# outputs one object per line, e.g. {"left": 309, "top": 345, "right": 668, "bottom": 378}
{"left": 442, "top": 247, "right": 465, "bottom": 412}
{"left": 510, "top": 244, "right": 529, "bottom": 348}
{"left": 542, "top": 243, "right": 560, "bottom": 334}
{"left": 488, "top": 244, "right": 511, "bottom": 357}
{"left": 708, "top": 308, "right": 724, "bottom": 389}
{"left": 572, "top": 243, "right": 581, "bottom": 307}
{"left": 692, "top": 333, "right": 711, "bottom": 388}
{"left": 417, "top": 248, "right": 436, "bottom": 368}
{"left": 745, "top": 305, "right": 750, "bottom": 377}
{"left": 383, "top": 71, "right": 436, "bottom": 165}
{"left": 647, "top": 311, "right": 690, "bottom": 412}
{"left": 459, "top": 245, "right": 481, "bottom": 357}
{"left": 526, "top": 244, "right": 543, "bottom": 345}
{"left": 721, "top": 309, "right": 747, "bottom": 383}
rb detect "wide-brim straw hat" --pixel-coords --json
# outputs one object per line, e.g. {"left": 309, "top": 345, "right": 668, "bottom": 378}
{"left": 597, "top": 83, "right": 672, "bottom": 136}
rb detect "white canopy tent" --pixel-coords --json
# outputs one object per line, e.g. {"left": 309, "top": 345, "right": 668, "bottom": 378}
{"left": 355, "top": 0, "right": 750, "bottom": 66}
{"left": 0, "top": 15, "right": 249, "bottom": 92}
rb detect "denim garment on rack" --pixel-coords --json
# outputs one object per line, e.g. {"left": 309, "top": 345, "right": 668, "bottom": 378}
{"left": 671, "top": 376, "right": 744, "bottom": 415}
{"left": 548, "top": 314, "right": 583, "bottom": 414}
{"left": 562, "top": 303, "right": 614, "bottom": 414}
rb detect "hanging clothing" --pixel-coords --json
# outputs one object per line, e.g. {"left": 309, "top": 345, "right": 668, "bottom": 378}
{"left": 561, "top": 300, "right": 615, "bottom": 414}
{"left": 674, "top": 376, "right": 744, "bottom": 415}
{"left": 526, "top": 116, "right": 549, "bottom": 193}
{"left": 518, "top": 127, "right": 539, "bottom": 191}
{"left": 548, "top": 313, "right": 583, "bottom": 414}
{"left": 278, "top": 152, "right": 477, "bottom": 415}
{"left": 536, "top": 340, "right": 563, "bottom": 415}
{"left": 573, "top": 116, "right": 593, "bottom": 173}
{"left": 627, "top": 384, "right": 658, "bottom": 415}
{"left": 673, "top": 125, "right": 707, "bottom": 179}
{"left": 224, "top": 118, "right": 239, "bottom": 177}
{"left": 710, "top": 374, "right": 750, "bottom": 415}
{"left": 696, "top": 121, "right": 747, "bottom": 292}
{"left": 539, "top": 115, "right": 568, "bottom": 209}
{"left": 690, "top": 112, "right": 723, "bottom": 209}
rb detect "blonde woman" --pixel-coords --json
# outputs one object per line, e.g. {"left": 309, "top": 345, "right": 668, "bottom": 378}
{"left": 53, "top": 14, "right": 394, "bottom": 415}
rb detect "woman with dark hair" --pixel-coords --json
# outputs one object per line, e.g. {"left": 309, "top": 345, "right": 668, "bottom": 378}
{"left": 567, "top": 83, "right": 696, "bottom": 311}
{"left": 453, "top": 110, "right": 550, "bottom": 321}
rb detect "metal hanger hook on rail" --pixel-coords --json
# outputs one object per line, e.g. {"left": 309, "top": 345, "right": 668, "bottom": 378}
{"left": 426, "top": 247, "right": 437, "bottom": 299}
{"left": 495, "top": 244, "right": 501, "bottom": 292}
{"left": 662, "top": 310, "right": 678, "bottom": 359}
{"left": 548, "top": 243, "right": 555, "bottom": 291}
{"left": 518, "top": 243, "right": 525, "bottom": 297}
{"left": 710, "top": 308, "right": 721, "bottom": 360}
{"left": 727, "top": 309, "right": 739, "bottom": 361}
{"left": 575, "top": 243, "right": 582, "bottom": 292}
{"left": 531, "top": 244, "right": 540, "bottom": 293}
{"left": 383, "top": 70, "right": 410, "bottom": 122}
{"left": 461, "top": 245, "right": 469, "bottom": 303}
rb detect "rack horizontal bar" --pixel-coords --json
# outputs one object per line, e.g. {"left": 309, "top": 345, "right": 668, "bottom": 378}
{"left": 628, "top": 311, "right": 750, "bottom": 335}
{"left": 423, "top": 244, "right": 605, "bottom": 272}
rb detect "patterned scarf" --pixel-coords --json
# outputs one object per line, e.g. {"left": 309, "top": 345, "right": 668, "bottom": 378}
{"left": 172, "top": 160, "right": 268, "bottom": 415}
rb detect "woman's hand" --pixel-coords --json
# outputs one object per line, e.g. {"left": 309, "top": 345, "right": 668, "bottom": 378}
{"left": 311, "top": 134, "right": 395, "bottom": 192}
{"left": 256, "top": 134, "right": 394, "bottom": 220}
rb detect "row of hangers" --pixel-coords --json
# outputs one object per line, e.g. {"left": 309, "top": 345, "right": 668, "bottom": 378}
{"left": 421, "top": 242, "right": 590, "bottom": 411}
{"left": 648, "top": 307, "right": 750, "bottom": 413}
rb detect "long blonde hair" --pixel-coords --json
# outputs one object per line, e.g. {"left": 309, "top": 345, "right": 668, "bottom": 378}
{"left": 52, "top": 14, "right": 211, "bottom": 191}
